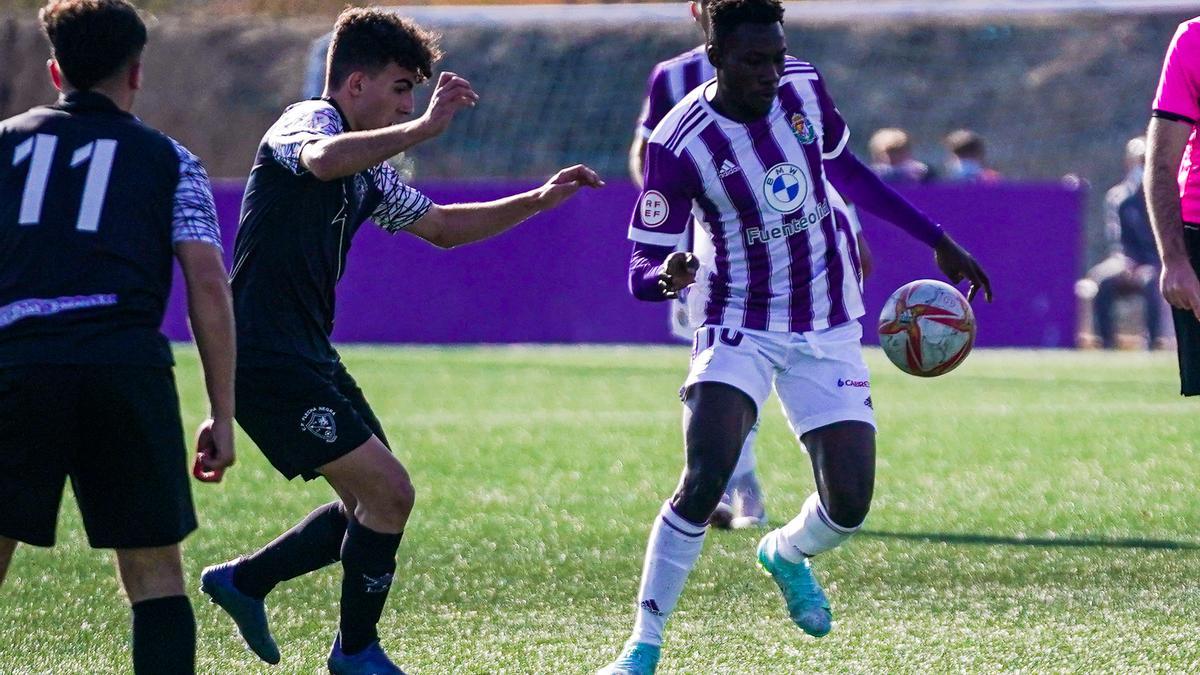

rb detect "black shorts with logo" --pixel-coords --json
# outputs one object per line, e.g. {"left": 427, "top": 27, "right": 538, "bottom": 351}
{"left": 0, "top": 366, "right": 197, "bottom": 548}
{"left": 236, "top": 356, "right": 389, "bottom": 481}
{"left": 1173, "top": 225, "right": 1200, "bottom": 396}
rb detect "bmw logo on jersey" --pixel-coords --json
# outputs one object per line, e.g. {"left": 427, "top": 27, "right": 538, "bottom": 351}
{"left": 763, "top": 163, "right": 808, "bottom": 214}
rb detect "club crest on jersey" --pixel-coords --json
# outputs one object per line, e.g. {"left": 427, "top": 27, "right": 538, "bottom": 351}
{"left": 790, "top": 112, "right": 817, "bottom": 145}
{"left": 301, "top": 407, "right": 338, "bottom": 443}
{"left": 763, "top": 163, "right": 809, "bottom": 214}
{"left": 640, "top": 190, "right": 669, "bottom": 228}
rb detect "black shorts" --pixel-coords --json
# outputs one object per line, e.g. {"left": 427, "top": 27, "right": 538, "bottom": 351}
{"left": 0, "top": 366, "right": 196, "bottom": 548}
{"left": 236, "top": 357, "right": 389, "bottom": 481}
{"left": 1173, "top": 226, "right": 1200, "bottom": 396}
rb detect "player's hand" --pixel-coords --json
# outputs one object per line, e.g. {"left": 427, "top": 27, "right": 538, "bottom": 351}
{"left": 192, "top": 417, "right": 235, "bottom": 483}
{"left": 658, "top": 251, "right": 699, "bottom": 299}
{"left": 934, "top": 234, "right": 993, "bottom": 303}
{"left": 1161, "top": 259, "right": 1200, "bottom": 322}
{"left": 418, "top": 72, "right": 479, "bottom": 139}
{"left": 534, "top": 164, "right": 605, "bottom": 211}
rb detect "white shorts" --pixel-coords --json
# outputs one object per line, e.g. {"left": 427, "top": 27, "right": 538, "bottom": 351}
{"left": 683, "top": 321, "right": 876, "bottom": 437}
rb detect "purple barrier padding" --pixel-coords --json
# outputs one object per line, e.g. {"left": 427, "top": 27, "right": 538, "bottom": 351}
{"left": 162, "top": 180, "right": 1081, "bottom": 347}
{"left": 857, "top": 183, "right": 1083, "bottom": 348}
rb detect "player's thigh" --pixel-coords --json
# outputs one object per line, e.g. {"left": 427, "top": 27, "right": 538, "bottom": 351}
{"left": 0, "top": 366, "right": 76, "bottom": 547}
{"left": 72, "top": 367, "right": 196, "bottom": 550}
{"left": 114, "top": 544, "right": 185, "bottom": 603}
{"left": 319, "top": 435, "right": 413, "bottom": 511}
{"left": 236, "top": 362, "right": 381, "bottom": 481}
{"left": 774, "top": 334, "right": 876, "bottom": 441}
{"left": 683, "top": 326, "right": 775, "bottom": 416}
{"left": 1174, "top": 227, "right": 1200, "bottom": 396}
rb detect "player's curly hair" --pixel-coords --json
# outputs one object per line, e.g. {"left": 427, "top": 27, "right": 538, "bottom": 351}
{"left": 39, "top": 0, "right": 147, "bottom": 91}
{"left": 707, "top": 0, "right": 785, "bottom": 49}
{"left": 326, "top": 8, "right": 443, "bottom": 89}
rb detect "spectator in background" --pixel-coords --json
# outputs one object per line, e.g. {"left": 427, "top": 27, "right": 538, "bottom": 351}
{"left": 1079, "top": 137, "right": 1164, "bottom": 349}
{"left": 868, "top": 127, "right": 932, "bottom": 184}
{"left": 943, "top": 128, "right": 1001, "bottom": 183}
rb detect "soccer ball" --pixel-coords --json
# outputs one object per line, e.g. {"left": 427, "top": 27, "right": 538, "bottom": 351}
{"left": 878, "top": 279, "right": 976, "bottom": 377}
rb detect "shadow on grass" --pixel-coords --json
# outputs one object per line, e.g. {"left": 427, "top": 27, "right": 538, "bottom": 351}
{"left": 861, "top": 530, "right": 1200, "bottom": 551}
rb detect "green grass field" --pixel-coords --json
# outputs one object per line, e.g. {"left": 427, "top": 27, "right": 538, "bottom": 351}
{"left": 1, "top": 346, "right": 1197, "bottom": 674}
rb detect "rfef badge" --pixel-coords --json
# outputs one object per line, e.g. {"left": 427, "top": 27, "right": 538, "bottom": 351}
{"left": 640, "top": 190, "right": 669, "bottom": 228}
{"left": 791, "top": 112, "right": 817, "bottom": 145}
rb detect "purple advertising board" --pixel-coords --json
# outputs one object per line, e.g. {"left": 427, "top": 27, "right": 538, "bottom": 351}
{"left": 162, "top": 180, "right": 1082, "bottom": 348}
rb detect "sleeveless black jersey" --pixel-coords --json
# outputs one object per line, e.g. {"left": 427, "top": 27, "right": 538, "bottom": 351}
{"left": 231, "top": 99, "right": 432, "bottom": 365}
{"left": 0, "top": 91, "right": 222, "bottom": 366}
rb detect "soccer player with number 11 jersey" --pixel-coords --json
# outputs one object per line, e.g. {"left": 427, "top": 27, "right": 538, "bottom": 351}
{"left": 600, "top": 1, "right": 992, "bottom": 672}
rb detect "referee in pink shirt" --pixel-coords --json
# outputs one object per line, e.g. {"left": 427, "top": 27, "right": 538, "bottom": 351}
{"left": 1147, "top": 16, "right": 1200, "bottom": 395}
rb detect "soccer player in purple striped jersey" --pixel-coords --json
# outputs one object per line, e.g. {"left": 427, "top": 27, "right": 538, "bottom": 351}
{"left": 628, "top": 0, "right": 872, "bottom": 532}
{"left": 600, "top": 1, "right": 991, "bottom": 672}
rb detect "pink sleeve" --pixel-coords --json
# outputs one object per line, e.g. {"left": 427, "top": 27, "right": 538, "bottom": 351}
{"left": 1153, "top": 20, "right": 1200, "bottom": 123}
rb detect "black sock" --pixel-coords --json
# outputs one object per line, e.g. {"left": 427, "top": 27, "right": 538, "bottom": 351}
{"left": 131, "top": 595, "right": 195, "bottom": 675}
{"left": 233, "top": 501, "right": 348, "bottom": 599}
{"left": 339, "top": 518, "right": 403, "bottom": 655}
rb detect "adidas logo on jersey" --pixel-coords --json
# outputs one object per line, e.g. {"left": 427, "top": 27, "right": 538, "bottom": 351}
{"left": 717, "top": 160, "right": 741, "bottom": 179}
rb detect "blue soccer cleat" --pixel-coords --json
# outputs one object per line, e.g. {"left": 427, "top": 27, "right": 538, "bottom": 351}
{"left": 757, "top": 532, "right": 833, "bottom": 637}
{"left": 596, "top": 640, "right": 661, "bottom": 675}
{"left": 327, "top": 634, "right": 406, "bottom": 675}
{"left": 199, "top": 559, "right": 281, "bottom": 664}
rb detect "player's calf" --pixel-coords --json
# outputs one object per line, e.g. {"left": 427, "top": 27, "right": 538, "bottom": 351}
{"left": 116, "top": 546, "right": 196, "bottom": 674}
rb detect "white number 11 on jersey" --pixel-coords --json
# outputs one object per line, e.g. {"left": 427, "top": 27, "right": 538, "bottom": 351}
{"left": 12, "top": 133, "right": 118, "bottom": 233}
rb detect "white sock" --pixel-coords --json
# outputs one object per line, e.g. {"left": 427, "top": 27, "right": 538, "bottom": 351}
{"left": 730, "top": 425, "right": 758, "bottom": 482}
{"left": 629, "top": 500, "right": 707, "bottom": 647}
{"left": 777, "top": 492, "right": 859, "bottom": 562}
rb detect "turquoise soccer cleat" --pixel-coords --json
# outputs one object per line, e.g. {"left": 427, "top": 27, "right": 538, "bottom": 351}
{"left": 199, "top": 559, "right": 281, "bottom": 664}
{"left": 327, "top": 634, "right": 406, "bottom": 675}
{"left": 596, "top": 641, "right": 661, "bottom": 675}
{"left": 757, "top": 532, "right": 833, "bottom": 637}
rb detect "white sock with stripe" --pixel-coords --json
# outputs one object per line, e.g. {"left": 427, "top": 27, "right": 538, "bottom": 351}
{"left": 776, "top": 492, "right": 859, "bottom": 563}
{"left": 629, "top": 500, "right": 707, "bottom": 647}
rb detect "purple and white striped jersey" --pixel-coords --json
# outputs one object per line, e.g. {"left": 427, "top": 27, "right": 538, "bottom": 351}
{"left": 637, "top": 46, "right": 715, "bottom": 139}
{"left": 628, "top": 60, "right": 866, "bottom": 334}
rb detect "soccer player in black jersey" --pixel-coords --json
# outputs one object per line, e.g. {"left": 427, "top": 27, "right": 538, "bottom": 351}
{"left": 200, "top": 8, "right": 602, "bottom": 673}
{"left": 0, "top": 2, "right": 236, "bottom": 673}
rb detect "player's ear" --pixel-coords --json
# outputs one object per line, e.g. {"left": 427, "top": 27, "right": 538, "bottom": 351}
{"left": 346, "top": 71, "right": 366, "bottom": 97}
{"left": 128, "top": 61, "right": 143, "bottom": 92}
{"left": 689, "top": 1, "right": 702, "bottom": 22}
{"left": 706, "top": 42, "right": 722, "bottom": 70}
{"left": 47, "top": 59, "right": 63, "bottom": 92}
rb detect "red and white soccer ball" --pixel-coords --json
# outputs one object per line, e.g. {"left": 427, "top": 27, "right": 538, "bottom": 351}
{"left": 878, "top": 279, "right": 976, "bottom": 377}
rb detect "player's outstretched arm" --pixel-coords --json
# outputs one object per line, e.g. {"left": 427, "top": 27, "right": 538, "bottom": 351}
{"left": 176, "top": 241, "right": 236, "bottom": 482}
{"left": 301, "top": 72, "right": 479, "bottom": 181}
{"left": 1146, "top": 116, "right": 1200, "bottom": 320}
{"left": 406, "top": 165, "right": 604, "bottom": 249}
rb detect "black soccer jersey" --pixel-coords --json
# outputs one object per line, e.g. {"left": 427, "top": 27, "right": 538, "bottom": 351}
{"left": 0, "top": 91, "right": 222, "bottom": 367}
{"left": 231, "top": 99, "right": 432, "bottom": 365}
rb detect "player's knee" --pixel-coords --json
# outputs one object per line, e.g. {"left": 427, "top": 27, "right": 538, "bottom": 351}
{"left": 115, "top": 546, "right": 185, "bottom": 603}
{"left": 379, "top": 473, "right": 416, "bottom": 522}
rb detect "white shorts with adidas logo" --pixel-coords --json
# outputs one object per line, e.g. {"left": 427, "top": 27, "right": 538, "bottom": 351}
{"left": 683, "top": 320, "right": 876, "bottom": 437}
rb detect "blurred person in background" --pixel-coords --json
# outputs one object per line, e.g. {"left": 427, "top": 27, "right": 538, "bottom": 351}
{"left": 628, "top": 0, "right": 872, "bottom": 530}
{"left": 942, "top": 128, "right": 1001, "bottom": 183}
{"left": 1078, "top": 137, "right": 1164, "bottom": 350}
{"left": 1146, "top": 16, "right": 1200, "bottom": 395}
{"left": 867, "top": 127, "right": 932, "bottom": 184}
